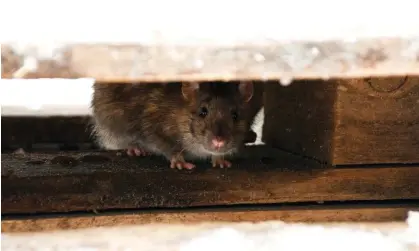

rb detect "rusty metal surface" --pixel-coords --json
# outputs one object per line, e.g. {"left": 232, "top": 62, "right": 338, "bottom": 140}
{"left": 2, "top": 38, "right": 419, "bottom": 82}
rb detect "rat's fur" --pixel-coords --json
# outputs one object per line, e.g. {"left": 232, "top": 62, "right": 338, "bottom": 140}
{"left": 91, "top": 81, "right": 255, "bottom": 168}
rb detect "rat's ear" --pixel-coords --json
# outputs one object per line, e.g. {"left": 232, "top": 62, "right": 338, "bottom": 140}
{"left": 181, "top": 82, "right": 200, "bottom": 100}
{"left": 238, "top": 81, "right": 254, "bottom": 103}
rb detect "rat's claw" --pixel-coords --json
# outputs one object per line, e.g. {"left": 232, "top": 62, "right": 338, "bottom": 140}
{"left": 126, "top": 147, "right": 148, "bottom": 156}
{"left": 170, "top": 161, "right": 196, "bottom": 170}
{"left": 170, "top": 156, "right": 196, "bottom": 170}
{"left": 211, "top": 156, "right": 232, "bottom": 168}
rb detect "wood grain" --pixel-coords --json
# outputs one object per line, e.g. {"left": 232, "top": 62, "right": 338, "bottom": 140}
{"left": 2, "top": 147, "right": 419, "bottom": 214}
{"left": 3, "top": 39, "right": 419, "bottom": 82}
{"left": 263, "top": 80, "right": 337, "bottom": 163}
{"left": 2, "top": 204, "right": 417, "bottom": 233}
{"left": 334, "top": 77, "right": 419, "bottom": 164}
{"left": 263, "top": 77, "right": 419, "bottom": 165}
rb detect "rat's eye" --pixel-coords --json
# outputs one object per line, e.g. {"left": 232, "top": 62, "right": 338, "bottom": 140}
{"left": 231, "top": 110, "right": 239, "bottom": 121}
{"left": 199, "top": 106, "right": 208, "bottom": 118}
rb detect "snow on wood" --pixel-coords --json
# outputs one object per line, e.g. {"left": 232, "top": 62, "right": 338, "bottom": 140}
{"left": 1, "top": 0, "right": 419, "bottom": 82}
{"left": 2, "top": 212, "right": 419, "bottom": 251}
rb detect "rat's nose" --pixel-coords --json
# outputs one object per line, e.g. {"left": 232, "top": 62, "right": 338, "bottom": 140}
{"left": 212, "top": 137, "right": 225, "bottom": 148}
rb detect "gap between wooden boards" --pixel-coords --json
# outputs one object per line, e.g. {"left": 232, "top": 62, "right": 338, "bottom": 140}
{"left": 2, "top": 202, "right": 417, "bottom": 233}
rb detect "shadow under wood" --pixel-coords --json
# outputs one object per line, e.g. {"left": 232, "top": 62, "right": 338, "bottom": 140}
{"left": 2, "top": 145, "right": 419, "bottom": 215}
{"left": 1, "top": 116, "right": 96, "bottom": 152}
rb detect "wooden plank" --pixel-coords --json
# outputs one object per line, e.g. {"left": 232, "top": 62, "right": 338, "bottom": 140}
{"left": 334, "top": 77, "right": 419, "bottom": 164}
{"left": 263, "top": 77, "right": 419, "bottom": 165}
{"left": 263, "top": 79, "right": 336, "bottom": 163}
{"left": 2, "top": 146, "right": 419, "bottom": 214}
{"left": 2, "top": 204, "right": 417, "bottom": 233}
{"left": 3, "top": 38, "right": 419, "bottom": 82}
{"left": 3, "top": 0, "right": 419, "bottom": 82}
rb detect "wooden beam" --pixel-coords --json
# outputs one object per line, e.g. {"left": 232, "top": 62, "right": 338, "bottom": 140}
{"left": 262, "top": 77, "right": 419, "bottom": 165}
{"left": 2, "top": 204, "right": 417, "bottom": 233}
{"left": 2, "top": 146, "right": 419, "bottom": 214}
{"left": 3, "top": 0, "right": 419, "bottom": 82}
{"left": 3, "top": 40, "right": 419, "bottom": 82}
{"left": 3, "top": 1, "right": 419, "bottom": 82}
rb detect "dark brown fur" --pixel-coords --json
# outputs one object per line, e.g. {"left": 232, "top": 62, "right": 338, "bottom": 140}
{"left": 91, "top": 81, "right": 256, "bottom": 167}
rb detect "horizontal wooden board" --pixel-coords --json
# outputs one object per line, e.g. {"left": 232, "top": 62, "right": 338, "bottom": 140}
{"left": 2, "top": 38, "right": 419, "bottom": 82}
{"left": 2, "top": 203, "right": 417, "bottom": 233}
{"left": 2, "top": 146, "right": 419, "bottom": 214}
{"left": 3, "top": 2, "right": 419, "bottom": 83}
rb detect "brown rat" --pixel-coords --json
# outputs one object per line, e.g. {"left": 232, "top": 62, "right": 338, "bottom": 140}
{"left": 91, "top": 81, "right": 254, "bottom": 170}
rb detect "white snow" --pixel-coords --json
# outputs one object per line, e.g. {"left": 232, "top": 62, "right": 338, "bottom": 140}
{"left": 1, "top": 212, "right": 418, "bottom": 251}
{"left": 1, "top": 0, "right": 419, "bottom": 44}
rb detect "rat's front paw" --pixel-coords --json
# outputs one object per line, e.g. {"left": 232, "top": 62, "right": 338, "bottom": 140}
{"left": 170, "top": 156, "right": 196, "bottom": 170}
{"left": 211, "top": 156, "right": 232, "bottom": 168}
{"left": 126, "top": 147, "right": 149, "bottom": 157}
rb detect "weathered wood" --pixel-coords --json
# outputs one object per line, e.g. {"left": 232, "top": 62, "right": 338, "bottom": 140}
{"left": 2, "top": 147, "right": 419, "bottom": 214}
{"left": 2, "top": 204, "right": 417, "bottom": 233}
{"left": 263, "top": 77, "right": 419, "bottom": 165}
{"left": 3, "top": 38, "right": 419, "bottom": 82}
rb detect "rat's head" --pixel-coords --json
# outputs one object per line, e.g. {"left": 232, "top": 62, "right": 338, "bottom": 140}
{"left": 181, "top": 81, "right": 254, "bottom": 156}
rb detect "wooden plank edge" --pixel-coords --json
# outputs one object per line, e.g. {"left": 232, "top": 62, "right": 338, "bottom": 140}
{"left": 2, "top": 203, "right": 418, "bottom": 233}
{"left": 2, "top": 148, "right": 419, "bottom": 214}
{"left": 3, "top": 38, "right": 419, "bottom": 82}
